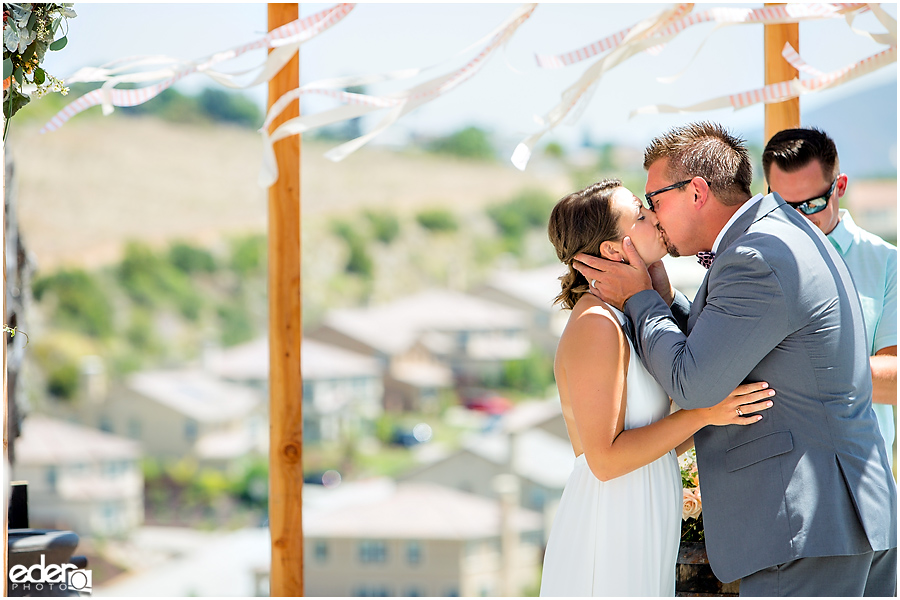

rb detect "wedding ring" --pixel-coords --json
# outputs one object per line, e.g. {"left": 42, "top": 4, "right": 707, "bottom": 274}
{"left": 736, "top": 407, "right": 743, "bottom": 417}
{"left": 590, "top": 279, "right": 597, "bottom": 288}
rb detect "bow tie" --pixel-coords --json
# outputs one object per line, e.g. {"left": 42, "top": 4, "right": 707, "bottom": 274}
{"left": 697, "top": 251, "right": 716, "bottom": 269}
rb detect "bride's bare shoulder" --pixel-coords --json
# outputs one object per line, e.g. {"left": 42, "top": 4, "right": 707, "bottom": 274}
{"left": 560, "top": 295, "right": 624, "bottom": 346}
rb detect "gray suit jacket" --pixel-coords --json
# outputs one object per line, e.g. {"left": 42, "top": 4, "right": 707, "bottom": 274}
{"left": 624, "top": 193, "right": 897, "bottom": 583}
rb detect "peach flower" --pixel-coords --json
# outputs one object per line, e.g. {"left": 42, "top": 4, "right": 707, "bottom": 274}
{"left": 682, "top": 487, "right": 702, "bottom": 520}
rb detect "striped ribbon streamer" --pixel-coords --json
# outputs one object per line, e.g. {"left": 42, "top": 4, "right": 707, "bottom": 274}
{"left": 257, "top": 3, "right": 537, "bottom": 187}
{"left": 39, "top": 4, "right": 356, "bottom": 134}
{"left": 512, "top": 3, "right": 880, "bottom": 170}
{"left": 630, "top": 44, "right": 896, "bottom": 116}
{"left": 535, "top": 4, "right": 869, "bottom": 69}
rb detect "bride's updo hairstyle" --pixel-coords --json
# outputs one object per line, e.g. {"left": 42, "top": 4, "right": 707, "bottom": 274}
{"left": 548, "top": 178, "right": 623, "bottom": 310}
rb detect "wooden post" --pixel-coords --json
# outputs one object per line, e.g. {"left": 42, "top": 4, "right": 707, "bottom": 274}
{"left": 764, "top": 4, "right": 800, "bottom": 145}
{"left": 267, "top": 3, "right": 303, "bottom": 597}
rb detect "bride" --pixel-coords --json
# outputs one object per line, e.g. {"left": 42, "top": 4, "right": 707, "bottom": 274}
{"left": 540, "top": 179, "right": 774, "bottom": 596}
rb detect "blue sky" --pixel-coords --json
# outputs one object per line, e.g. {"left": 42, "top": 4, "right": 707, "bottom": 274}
{"left": 38, "top": 3, "right": 897, "bottom": 152}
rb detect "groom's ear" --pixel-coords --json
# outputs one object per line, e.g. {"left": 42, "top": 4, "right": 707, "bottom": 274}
{"left": 600, "top": 241, "right": 623, "bottom": 262}
{"left": 692, "top": 177, "right": 710, "bottom": 209}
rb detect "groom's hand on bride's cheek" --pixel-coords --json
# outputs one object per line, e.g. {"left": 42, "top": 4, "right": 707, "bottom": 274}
{"left": 572, "top": 256, "right": 604, "bottom": 300}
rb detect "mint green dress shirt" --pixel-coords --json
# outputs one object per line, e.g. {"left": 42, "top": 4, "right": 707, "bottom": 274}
{"left": 828, "top": 209, "right": 897, "bottom": 464}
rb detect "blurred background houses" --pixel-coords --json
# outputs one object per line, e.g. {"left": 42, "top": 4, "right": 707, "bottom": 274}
{"left": 4, "top": 3, "right": 894, "bottom": 596}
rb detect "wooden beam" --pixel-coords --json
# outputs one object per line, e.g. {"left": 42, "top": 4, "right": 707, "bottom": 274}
{"left": 764, "top": 3, "right": 800, "bottom": 145}
{"left": 267, "top": 3, "right": 303, "bottom": 597}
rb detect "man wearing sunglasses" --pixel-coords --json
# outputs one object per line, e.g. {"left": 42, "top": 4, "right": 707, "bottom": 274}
{"left": 763, "top": 127, "right": 897, "bottom": 471}
{"left": 574, "top": 121, "right": 896, "bottom": 596}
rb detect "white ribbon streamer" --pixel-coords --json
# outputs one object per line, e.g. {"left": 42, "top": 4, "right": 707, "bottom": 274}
{"left": 514, "top": 3, "right": 883, "bottom": 170}
{"left": 258, "top": 3, "right": 537, "bottom": 186}
{"left": 39, "top": 4, "right": 356, "bottom": 134}
{"left": 630, "top": 45, "right": 896, "bottom": 116}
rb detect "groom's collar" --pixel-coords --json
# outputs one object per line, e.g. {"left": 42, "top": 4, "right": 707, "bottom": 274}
{"left": 711, "top": 194, "right": 764, "bottom": 254}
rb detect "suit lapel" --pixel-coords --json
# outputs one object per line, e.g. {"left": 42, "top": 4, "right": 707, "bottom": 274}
{"left": 686, "top": 194, "right": 783, "bottom": 332}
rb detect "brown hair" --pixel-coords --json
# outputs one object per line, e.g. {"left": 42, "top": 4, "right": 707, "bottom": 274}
{"left": 548, "top": 178, "right": 623, "bottom": 309}
{"left": 643, "top": 121, "right": 753, "bottom": 206}
{"left": 762, "top": 127, "right": 839, "bottom": 181}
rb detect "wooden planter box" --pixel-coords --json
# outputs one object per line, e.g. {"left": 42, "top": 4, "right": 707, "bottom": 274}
{"left": 676, "top": 541, "right": 739, "bottom": 597}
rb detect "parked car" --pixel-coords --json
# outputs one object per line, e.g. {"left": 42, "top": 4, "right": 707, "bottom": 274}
{"left": 462, "top": 392, "right": 512, "bottom": 415}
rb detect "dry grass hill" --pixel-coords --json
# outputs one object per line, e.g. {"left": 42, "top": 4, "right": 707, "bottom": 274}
{"left": 8, "top": 116, "right": 573, "bottom": 271}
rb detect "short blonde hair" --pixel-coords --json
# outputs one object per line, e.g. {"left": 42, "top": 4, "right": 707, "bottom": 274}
{"left": 644, "top": 121, "right": 752, "bottom": 206}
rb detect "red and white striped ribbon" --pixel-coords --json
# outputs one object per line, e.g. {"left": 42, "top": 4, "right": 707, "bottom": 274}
{"left": 729, "top": 45, "right": 896, "bottom": 108}
{"left": 258, "top": 3, "right": 537, "bottom": 186}
{"left": 630, "top": 44, "right": 896, "bottom": 116}
{"left": 512, "top": 2, "right": 883, "bottom": 170}
{"left": 780, "top": 43, "right": 826, "bottom": 79}
{"left": 39, "top": 4, "right": 355, "bottom": 134}
{"left": 535, "top": 3, "right": 868, "bottom": 69}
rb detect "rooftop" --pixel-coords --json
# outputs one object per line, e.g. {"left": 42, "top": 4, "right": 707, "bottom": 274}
{"left": 127, "top": 369, "right": 260, "bottom": 423}
{"left": 320, "top": 289, "right": 527, "bottom": 355}
{"left": 303, "top": 480, "right": 542, "bottom": 539}
{"left": 206, "top": 337, "right": 382, "bottom": 382}
{"left": 481, "top": 264, "right": 568, "bottom": 312}
{"left": 15, "top": 415, "right": 140, "bottom": 466}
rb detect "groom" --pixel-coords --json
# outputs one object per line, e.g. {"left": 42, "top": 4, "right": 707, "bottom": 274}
{"left": 575, "top": 122, "right": 896, "bottom": 596}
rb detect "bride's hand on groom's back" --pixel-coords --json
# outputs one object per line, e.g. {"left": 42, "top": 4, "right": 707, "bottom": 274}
{"left": 703, "top": 382, "right": 775, "bottom": 426}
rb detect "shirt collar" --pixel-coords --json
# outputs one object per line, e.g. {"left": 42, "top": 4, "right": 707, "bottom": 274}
{"left": 712, "top": 193, "right": 765, "bottom": 254}
{"left": 827, "top": 209, "right": 854, "bottom": 255}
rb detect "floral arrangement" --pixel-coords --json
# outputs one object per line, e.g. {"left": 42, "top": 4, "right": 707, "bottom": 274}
{"left": 3, "top": 3, "right": 76, "bottom": 134}
{"left": 680, "top": 448, "right": 704, "bottom": 543}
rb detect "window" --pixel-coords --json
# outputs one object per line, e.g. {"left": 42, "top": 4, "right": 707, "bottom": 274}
{"left": 98, "top": 417, "right": 113, "bottom": 433}
{"left": 359, "top": 540, "right": 387, "bottom": 564}
{"left": 355, "top": 585, "right": 391, "bottom": 596}
{"left": 522, "top": 531, "right": 543, "bottom": 547}
{"left": 127, "top": 418, "right": 141, "bottom": 440}
{"left": 314, "top": 541, "right": 328, "bottom": 563}
{"left": 528, "top": 488, "right": 546, "bottom": 510}
{"left": 184, "top": 419, "right": 198, "bottom": 443}
{"left": 407, "top": 541, "right": 422, "bottom": 566}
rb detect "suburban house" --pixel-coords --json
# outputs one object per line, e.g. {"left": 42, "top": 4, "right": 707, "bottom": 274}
{"left": 302, "top": 479, "right": 544, "bottom": 597}
{"left": 13, "top": 415, "right": 143, "bottom": 537}
{"left": 472, "top": 264, "right": 569, "bottom": 355}
{"left": 400, "top": 400, "right": 572, "bottom": 540}
{"left": 308, "top": 289, "right": 530, "bottom": 411}
{"left": 205, "top": 337, "right": 385, "bottom": 445}
{"left": 68, "top": 368, "right": 266, "bottom": 471}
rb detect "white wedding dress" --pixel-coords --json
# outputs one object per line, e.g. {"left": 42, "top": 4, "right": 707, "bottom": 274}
{"left": 540, "top": 306, "right": 682, "bottom": 597}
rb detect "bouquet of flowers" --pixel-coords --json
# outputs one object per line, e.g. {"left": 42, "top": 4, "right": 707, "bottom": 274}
{"left": 3, "top": 3, "right": 76, "bottom": 131}
{"left": 680, "top": 448, "right": 704, "bottom": 543}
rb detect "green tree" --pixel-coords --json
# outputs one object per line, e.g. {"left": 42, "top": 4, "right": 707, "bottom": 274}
{"left": 364, "top": 209, "right": 401, "bottom": 244}
{"left": 168, "top": 242, "right": 217, "bottom": 274}
{"left": 486, "top": 189, "right": 556, "bottom": 253}
{"left": 197, "top": 88, "right": 263, "bottom": 129}
{"left": 47, "top": 360, "right": 80, "bottom": 399}
{"left": 426, "top": 126, "right": 495, "bottom": 160}
{"left": 502, "top": 350, "right": 555, "bottom": 396}
{"left": 229, "top": 234, "right": 267, "bottom": 277}
{"left": 218, "top": 299, "right": 255, "bottom": 347}
{"left": 416, "top": 208, "right": 458, "bottom": 232}
{"left": 32, "top": 269, "right": 114, "bottom": 338}
{"left": 544, "top": 141, "right": 565, "bottom": 159}
{"left": 117, "top": 242, "right": 204, "bottom": 320}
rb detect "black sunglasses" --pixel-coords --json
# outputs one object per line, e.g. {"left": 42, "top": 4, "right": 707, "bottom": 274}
{"left": 769, "top": 178, "right": 837, "bottom": 215}
{"left": 644, "top": 179, "right": 693, "bottom": 212}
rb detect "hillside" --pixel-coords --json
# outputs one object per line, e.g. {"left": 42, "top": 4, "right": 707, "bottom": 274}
{"left": 9, "top": 117, "right": 573, "bottom": 270}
